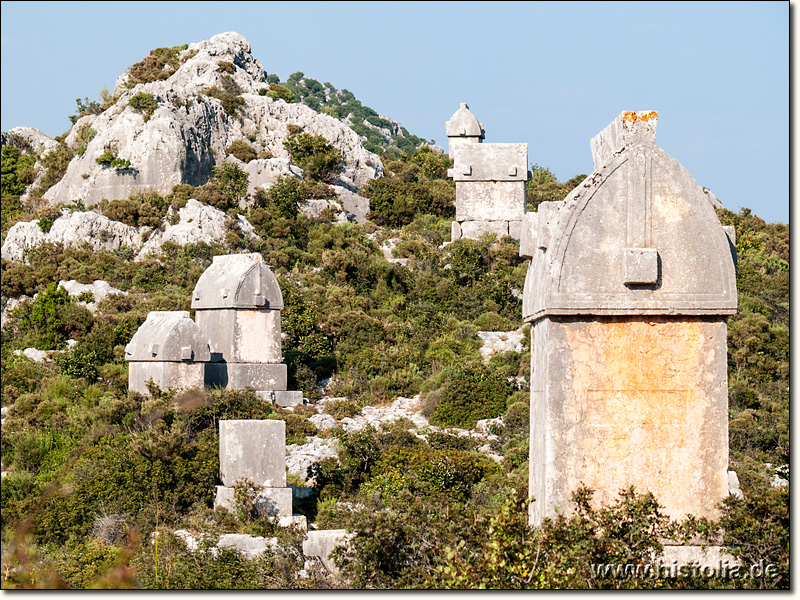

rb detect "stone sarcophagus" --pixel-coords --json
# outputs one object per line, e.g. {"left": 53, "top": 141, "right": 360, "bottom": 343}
{"left": 214, "top": 419, "right": 292, "bottom": 517}
{"left": 191, "top": 253, "right": 300, "bottom": 405}
{"left": 124, "top": 311, "right": 210, "bottom": 394}
{"left": 446, "top": 103, "right": 528, "bottom": 241}
{"left": 521, "top": 111, "right": 737, "bottom": 525}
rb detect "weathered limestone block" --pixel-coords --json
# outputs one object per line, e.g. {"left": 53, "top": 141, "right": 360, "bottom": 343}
{"left": 455, "top": 181, "right": 526, "bottom": 221}
{"left": 204, "top": 362, "right": 287, "bottom": 390}
{"left": 508, "top": 220, "right": 522, "bottom": 241}
{"left": 522, "top": 111, "right": 737, "bottom": 526}
{"left": 196, "top": 309, "right": 282, "bottom": 364}
{"left": 303, "top": 530, "right": 354, "bottom": 575}
{"left": 218, "top": 419, "right": 287, "bottom": 487}
{"left": 451, "top": 220, "right": 462, "bottom": 241}
{"left": 450, "top": 143, "right": 528, "bottom": 183}
{"left": 214, "top": 485, "right": 292, "bottom": 517}
{"left": 192, "top": 253, "right": 283, "bottom": 364}
{"left": 528, "top": 316, "right": 729, "bottom": 524}
{"left": 125, "top": 311, "right": 210, "bottom": 395}
{"left": 459, "top": 220, "right": 509, "bottom": 239}
{"left": 257, "top": 390, "right": 304, "bottom": 407}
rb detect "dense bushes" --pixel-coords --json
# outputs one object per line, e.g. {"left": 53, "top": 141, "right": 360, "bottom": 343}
{"left": 362, "top": 147, "right": 454, "bottom": 227}
{"left": 124, "top": 44, "right": 190, "bottom": 87}
{"left": 283, "top": 133, "right": 343, "bottom": 183}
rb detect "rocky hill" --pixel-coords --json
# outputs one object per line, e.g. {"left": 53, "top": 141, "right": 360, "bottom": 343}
{"left": 19, "top": 32, "right": 388, "bottom": 207}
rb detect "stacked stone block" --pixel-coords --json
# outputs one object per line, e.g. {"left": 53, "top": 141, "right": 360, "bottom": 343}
{"left": 214, "top": 419, "right": 293, "bottom": 517}
{"left": 124, "top": 311, "right": 210, "bottom": 395}
{"left": 446, "top": 103, "right": 528, "bottom": 241}
{"left": 520, "top": 111, "right": 737, "bottom": 526}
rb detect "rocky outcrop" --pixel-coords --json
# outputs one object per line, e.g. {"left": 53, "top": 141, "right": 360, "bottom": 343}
{"left": 43, "top": 32, "right": 383, "bottom": 207}
{"left": 1, "top": 210, "right": 148, "bottom": 262}
{"left": 135, "top": 198, "right": 255, "bottom": 260}
{"left": 3, "top": 126, "right": 59, "bottom": 156}
{"left": 1, "top": 200, "right": 258, "bottom": 263}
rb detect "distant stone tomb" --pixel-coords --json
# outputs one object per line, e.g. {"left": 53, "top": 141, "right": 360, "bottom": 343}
{"left": 191, "top": 253, "right": 301, "bottom": 405}
{"left": 446, "top": 103, "right": 528, "bottom": 241}
{"left": 125, "top": 253, "right": 301, "bottom": 406}
{"left": 124, "top": 311, "right": 210, "bottom": 395}
{"left": 214, "top": 419, "right": 293, "bottom": 518}
{"left": 520, "top": 111, "right": 738, "bottom": 525}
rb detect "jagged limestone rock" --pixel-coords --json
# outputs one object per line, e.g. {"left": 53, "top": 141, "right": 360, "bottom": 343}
{"left": 42, "top": 32, "right": 383, "bottom": 207}
{"left": 1, "top": 210, "right": 148, "bottom": 263}
{"left": 135, "top": 198, "right": 256, "bottom": 260}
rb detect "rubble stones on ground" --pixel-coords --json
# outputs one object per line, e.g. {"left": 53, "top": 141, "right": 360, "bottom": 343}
{"left": 286, "top": 437, "right": 339, "bottom": 481}
{"left": 477, "top": 328, "right": 525, "bottom": 363}
{"left": 12, "top": 348, "right": 49, "bottom": 363}
{"left": 58, "top": 279, "right": 127, "bottom": 313}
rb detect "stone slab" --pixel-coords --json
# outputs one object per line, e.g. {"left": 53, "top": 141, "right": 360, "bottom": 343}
{"left": 196, "top": 308, "right": 282, "bottom": 364}
{"left": 205, "top": 362, "right": 287, "bottom": 390}
{"left": 451, "top": 220, "right": 462, "bottom": 242}
{"left": 302, "top": 529, "right": 354, "bottom": 575}
{"left": 451, "top": 143, "right": 528, "bottom": 182}
{"left": 257, "top": 390, "right": 304, "bottom": 407}
{"left": 519, "top": 212, "right": 538, "bottom": 258}
{"left": 528, "top": 317, "right": 729, "bottom": 525}
{"left": 455, "top": 181, "right": 525, "bottom": 221}
{"left": 214, "top": 485, "right": 292, "bottom": 517}
{"left": 128, "top": 361, "right": 205, "bottom": 396}
{"left": 459, "top": 220, "right": 509, "bottom": 240}
{"left": 507, "top": 219, "right": 522, "bottom": 241}
{"left": 219, "top": 419, "right": 287, "bottom": 487}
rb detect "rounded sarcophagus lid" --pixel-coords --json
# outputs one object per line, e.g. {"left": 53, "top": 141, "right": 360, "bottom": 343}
{"left": 124, "top": 311, "right": 211, "bottom": 362}
{"left": 191, "top": 253, "right": 283, "bottom": 310}
{"left": 445, "top": 103, "right": 485, "bottom": 139}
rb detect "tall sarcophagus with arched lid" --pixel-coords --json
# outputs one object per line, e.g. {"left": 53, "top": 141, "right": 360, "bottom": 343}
{"left": 520, "top": 111, "right": 737, "bottom": 525}
{"left": 192, "top": 253, "right": 301, "bottom": 405}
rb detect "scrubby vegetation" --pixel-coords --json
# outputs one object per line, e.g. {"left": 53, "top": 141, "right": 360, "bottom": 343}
{"left": 0, "top": 94, "right": 789, "bottom": 589}
{"left": 273, "top": 72, "right": 431, "bottom": 158}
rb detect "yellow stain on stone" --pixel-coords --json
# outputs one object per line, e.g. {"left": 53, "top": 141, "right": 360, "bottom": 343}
{"left": 622, "top": 110, "right": 658, "bottom": 123}
{"left": 564, "top": 318, "right": 722, "bottom": 519}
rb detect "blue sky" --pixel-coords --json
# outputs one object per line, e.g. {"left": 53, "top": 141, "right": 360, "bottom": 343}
{"left": 1, "top": 1, "right": 789, "bottom": 223}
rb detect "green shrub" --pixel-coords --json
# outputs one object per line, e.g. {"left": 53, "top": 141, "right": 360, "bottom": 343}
{"left": 202, "top": 75, "right": 245, "bottom": 118}
{"left": 125, "top": 44, "right": 189, "bottom": 87}
{"left": 264, "top": 83, "right": 296, "bottom": 103}
{"left": 283, "top": 133, "right": 343, "bottom": 183}
{"left": 128, "top": 93, "right": 159, "bottom": 122}
{"left": 425, "top": 361, "right": 514, "bottom": 429}
{"left": 29, "top": 143, "right": 74, "bottom": 199}
{"left": 216, "top": 60, "right": 235, "bottom": 74}
{"left": 225, "top": 140, "right": 257, "bottom": 163}
{"left": 210, "top": 163, "right": 249, "bottom": 207}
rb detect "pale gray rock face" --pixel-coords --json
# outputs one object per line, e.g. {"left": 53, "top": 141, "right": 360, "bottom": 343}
{"left": 58, "top": 279, "right": 126, "bottom": 303}
{"left": 135, "top": 199, "right": 256, "bottom": 260}
{"left": 43, "top": 32, "right": 383, "bottom": 207}
{"left": 2, "top": 201, "right": 258, "bottom": 264}
{"left": 1, "top": 210, "right": 148, "bottom": 263}
{"left": 5, "top": 126, "right": 59, "bottom": 156}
